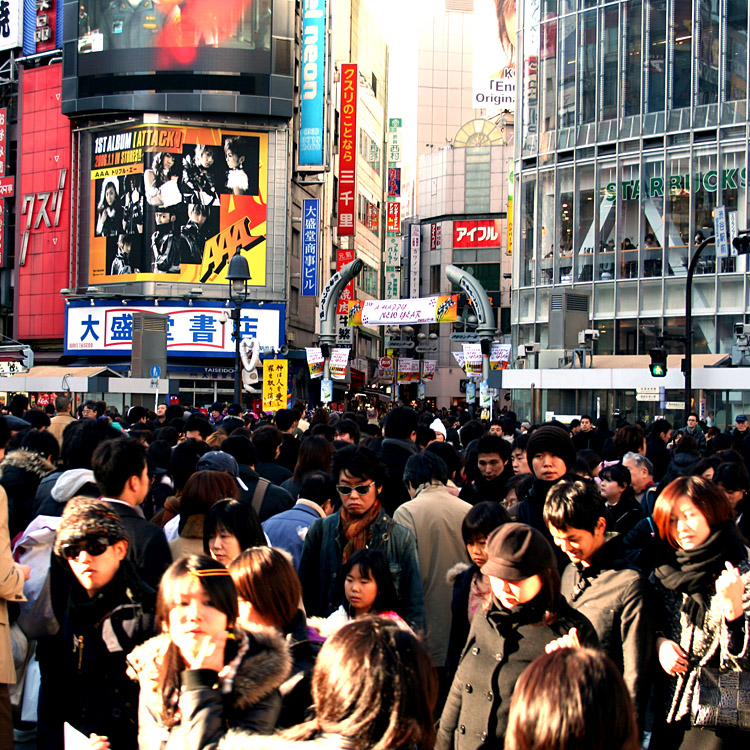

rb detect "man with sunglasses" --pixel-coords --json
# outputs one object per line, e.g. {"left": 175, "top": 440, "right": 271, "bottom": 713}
{"left": 299, "top": 445, "right": 425, "bottom": 632}
{"left": 51, "top": 497, "right": 156, "bottom": 749}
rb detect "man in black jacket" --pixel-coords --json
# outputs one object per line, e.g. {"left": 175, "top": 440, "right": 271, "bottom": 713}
{"left": 374, "top": 406, "right": 419, "bottom": 515}
{"left": 544, "top": 478, "right": 654, "bottom": 730}
{"left": 646, "top": 418, "right": 672, "bottom": 482}
{"left": 91, "top": 438, "right": 172, "bottom": 588}
{"left": 459, "top": 434, "right": 512, "bottom": 505}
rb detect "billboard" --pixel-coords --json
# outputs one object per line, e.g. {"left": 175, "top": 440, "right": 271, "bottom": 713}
{"left": 299, "top": 0, "right": 326, "bottom": 167}
{"left": 337, "top": 63, "right": 358, "bottom": 236}
{"left": 86, "top": 123, "right": 268, "bottom": 287}
{"left": 0, "top": 0, "right": 22, "bottom": 51}
{"left": 473, "top": 0, "right": 516, "bottom": 113}
{"left": 453, "top": 219, "right": 503, "bottom": 249}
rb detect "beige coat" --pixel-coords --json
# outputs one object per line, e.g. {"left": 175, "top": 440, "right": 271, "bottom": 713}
{"left": 393, "top": 482, "right": 471, "bottom": 667}
{"left": 48, "top": 412, "right": 76, "bottom": 448}
{"left": 0, "top": 485, "right": 26, "bottom": 684}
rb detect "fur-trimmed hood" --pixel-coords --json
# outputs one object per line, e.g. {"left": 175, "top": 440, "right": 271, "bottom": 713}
{"left": 446, "top": 561, "right": 471, "bottom": 587}
{"left": 0, "top": 448, "right": 56, "bottom": 481}
{"left": 128, "top": 623, "right": 292, "bottom": 712}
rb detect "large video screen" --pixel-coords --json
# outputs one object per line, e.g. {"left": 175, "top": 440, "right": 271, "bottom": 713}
{"left": 77, "top": 0, "right": 271, "bottom": 59}
{"left": 88, "top": 123, "right": 269, "bottom": 287}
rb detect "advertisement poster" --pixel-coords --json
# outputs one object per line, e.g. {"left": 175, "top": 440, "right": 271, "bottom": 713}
{"left": 305, "top": 347, "right": 324, "bottom": 379}
{"left": 463, "top": 343, "right": 483, "bottom": 379}
{"left": 329, "top": 347, "right": 350, "bottom": 380}
{"left": 472, "top": 0, "right": 516, "bottom": 113}
{"left": 422, "top": 360, "right": 436, "bottom": 381}
{"left": 453, "top": 219, "right": 503, "bottom": 249}
{"left": 321, "top": 378, "right": 333, "bottom": 403}
{"left": 347, "top": 295, "right": 458, "bottom": 326}
{"left": 490, "top": 343, "right": 513, "bottom": 370}
{"left": 480, "top": 380, "right": 491, "bottom": 408}
{"left": 452, "top": 351, "right": 466, "bottom": 369}
{"left": 337, "top": 63, "right": 358, "bottom": 235}
{"left": 262, "top": 359, "right": 289, "bottom": 413}
{"left": 466, "top": 381, "right": 477, "bottom": 402}
{"left": 87, "top": 123, "right": 268, "bottom": 287}
{"left": 397, "top": 358, "right": 419, "bottom": 384}
{"left": 387, "top": 202, "right": 401, "bottom": 233}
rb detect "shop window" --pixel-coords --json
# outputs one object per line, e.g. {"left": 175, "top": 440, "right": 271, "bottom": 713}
{"left": 556, "top": 167, "right": 574, "bottom": 283}
{"left": 575, "top": 164, "right": 595, "bottom": 281}
{"left": 643, "top": 156, "right": 665, "bottom": 277}
{"left": 665, "top": 152, "right": 690, "bottom": 276}
{"left": 578, "top": 10, "right": 596, "bottom": 125}
{"left": 539, "top": 171, "right": 555, "bottom": 285}
{"left": 521, "top": 173, "right": 537, "bottom": 287}
{"left": 557, "top": 15, "right": 576, "bottom": 130}
{"left": 597, "top": 162, "right": 616, "bottom": 281}
{"left": 617, "top": 159, "right": 640, "bottom": 279}
{"left": 725, "top": 0, "right": 748, "bottom": 102}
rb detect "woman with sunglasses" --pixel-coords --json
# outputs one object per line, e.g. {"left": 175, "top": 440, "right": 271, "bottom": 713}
{"left": 128, "top": 554, "right": 292, "bottom": 750}
{"left": 51, "top": 497, "right": 156, "bottom": 750}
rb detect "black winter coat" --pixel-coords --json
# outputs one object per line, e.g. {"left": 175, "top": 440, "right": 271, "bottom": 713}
{"left": 436, "top": 594, "right": 598, "bottom": 750}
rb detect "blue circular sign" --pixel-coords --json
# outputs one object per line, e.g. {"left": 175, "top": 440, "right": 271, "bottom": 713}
{"left": 150, "top": 365, "right": 161, "bottom": 379}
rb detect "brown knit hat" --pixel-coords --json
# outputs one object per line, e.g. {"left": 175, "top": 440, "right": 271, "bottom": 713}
{"left": 54, "top": 497, "right": 128, "bottom": 558}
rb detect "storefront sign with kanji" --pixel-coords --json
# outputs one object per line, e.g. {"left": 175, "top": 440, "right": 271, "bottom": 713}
{"left": 262, "top": 359, "right": 289, "bottom": 412}
{"left": 337, "top": 64, "right": 358, "bottom": 236}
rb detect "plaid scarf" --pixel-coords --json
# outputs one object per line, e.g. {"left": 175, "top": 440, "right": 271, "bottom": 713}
{"left": 340, "top": 500, "right": 382, "bottom": 564}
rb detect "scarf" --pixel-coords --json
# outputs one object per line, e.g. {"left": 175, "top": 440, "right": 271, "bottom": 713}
{"left": 654, "top": 520, "right": 747, "bottom": 628}
{"left": 340, "top": 500, "right": 382, "bottom": 564}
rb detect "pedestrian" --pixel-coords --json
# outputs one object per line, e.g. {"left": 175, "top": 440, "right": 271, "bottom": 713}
{"left": 279, "top": 436, "right": 333, "bottom": 502}
{"left": 204, "top": 499, "right": 265, "bottom": 567}
{"left": 505, "top": 648, "right": 639, "bottom": 750}
{"left": 128, "top": 555, "right": 291, "bottom": 748}
{"left": 218, "top": 617, "right": 437, "bottom": 750}
{"left": 649, "top": 476, "right": 750, "bottom": 749}
{"left": 437, "top": 523, "right": 598, "bottom": 749}
{"left": 598, "top": 463, "right": 644, "bottom": 535}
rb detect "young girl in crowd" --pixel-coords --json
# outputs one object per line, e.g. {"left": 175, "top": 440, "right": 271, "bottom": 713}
{"left": 323, "top": 549, "right": 404, "bottom": 632}
{"left": 230, "top": 547, "right": 324, "bottom": 728}
{"left": 203, "top": 499, "right": 265, "bottom": 566}
{"left": 128, "top": 555, "right": 291, "bottom": 749}
{"left": 650, "top": 477, "right": 750, "bottom": 749}
{"left": 598, "top": 463, "right": 643, "bottom": 535}
{"left": 445, "top": 502, "right": 510, "bottom": 683}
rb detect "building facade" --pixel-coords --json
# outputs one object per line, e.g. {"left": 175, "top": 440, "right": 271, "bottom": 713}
{"left": 511, "top": 0, "right": 750, "bottom": 425}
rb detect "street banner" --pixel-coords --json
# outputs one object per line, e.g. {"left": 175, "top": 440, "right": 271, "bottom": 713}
{"left": 422, "top": 360, "right": 437, "bottom": 381}
{"left": 305, "top": 347, "right": 324, "bottom": 379}
{"left": 329, "top": 347, "right": 350, "bottom": 380}
{"left": 299, "top": 0, "right": 326, "bottom": 167}
{"left": 397, "top": 358, "right": 419, "bottom": 384}
{"left": 472, "top": 0, "right": 515, "bottom": 114}
{"left": 490, "top": 343, "right": 512, "bottom": 369}
{"left": 480, "top": 380, "right": 491, "bottom": 408}
{"left": 463, "top": 343, "right": 483, "bottom": 379}
{"left": 347, "top": 295, "right": 458, "bottom": 326}
{"left": 321, "top": 378, "right": 333, "bottom": 403}
{"left": 301, "top": 199, "right": 319, "bottom": 295}
{"left": 452, "top": 351, "right": 466, "bottom": 369}
{"left": 430, "top": 222, "right": 441, "bottom": 251}
{"left": 466, "top": 381, "right": 477, "bottom": 403}
{"left": 262, "top": 359, "right": 288, "bottom": 412}
{"left": 336, "top": 63, "right": 358, "bottom": 235}
{"left": 417, "top": 382, "right": 426, "bottom": 400}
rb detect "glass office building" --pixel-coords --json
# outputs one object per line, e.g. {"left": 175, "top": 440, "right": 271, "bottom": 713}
{"left": 513, "top": 0, "right": 750, "bottom": 356}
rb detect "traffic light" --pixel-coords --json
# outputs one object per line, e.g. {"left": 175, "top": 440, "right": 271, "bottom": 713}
{"left": 732, "top": 235, "right": 750, "bottom": 255}
{"left": 648, "top": 347, "right": 667, "bottom": 377}
{"left": 21, "top": 346, "right": 34, "bottom": 371}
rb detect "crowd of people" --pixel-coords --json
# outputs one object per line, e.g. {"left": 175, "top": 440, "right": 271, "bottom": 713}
{"left": 0, "top": 393, "right": 748, "bottom": 750}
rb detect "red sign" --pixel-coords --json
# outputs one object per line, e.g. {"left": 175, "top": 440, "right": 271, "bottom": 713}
{"left": 0, "top": 177, "right": 14, "bottom": 198}
{"left": 336, "top": 247, "right": 356, "bottom": 315}
{"left": 337, "top": 64, "right": 358, "bottom": 236}
{"left": 387, "top": 202, "right": 401, "bottom": 233}
{"left": 387, "top": 167, "right": 401, "bottom": 197}
{"left": 0, "top": 108, "right": 6, "bottom": 176}
{"left": 366, "top": 201, "right": 379, "bottom": 232}
{"left": 379, "top": 356, "right": 392, "bottom": 369}
{"left": 430, "top": 223, "right": 441, "bottom": 251}
{"left": 453, "top": 219, "right": 503, "bottom": 249}
{"left": 0, "top": 202, "right": 4, "bottom": 267}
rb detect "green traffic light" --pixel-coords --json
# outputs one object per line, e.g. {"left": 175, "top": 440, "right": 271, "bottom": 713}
{"left": 650, "top": 363, "right": 666, "bottom": 377}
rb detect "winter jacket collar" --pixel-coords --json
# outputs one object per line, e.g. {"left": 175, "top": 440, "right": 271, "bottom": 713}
{"left": 0, "top": 448, "right": 55, "bottom": 479}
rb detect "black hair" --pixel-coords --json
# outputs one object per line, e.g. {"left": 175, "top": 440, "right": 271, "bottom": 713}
{"left": 576, "top": 448, "right": 602, "bottom": 473}
{"left": 185, "top": 414, "right": 213, "bottom": 438}
{"left": 477, "top": 434, "right": 511, "bottom": 460}
{"left": 713, "top": 461, "right": 750, "bottom": 494}
{"left": 309, "top": 423, "right": 335, "bottom": 442}
{"left": 459, "top": 420, "right": 485, "bottom": 448}
{"left": 221, "top": 435, "right": 258, "bottom": 467}
{"left": 274, "top": 409, "right": 299, "bottom": 433}
{"left": 60, "top": 418, "right": 122, "bottom": 470}
{"left": 403, "top": 452, "right": 448, "bottom": 488}
{"left": 650, "top": 419, "right": 672, "bottom": 438}
{"left": 543, "top": 478, "right": 608, "bottom": 534}
{"left": 335, "top": 419, "right": 361, "bottom": 443}
{"left": 298, "top": 470, "right": 342, "bottom": 511}
{"left": 169, "top": 438, "right": 211, "bottom": 492}
{"left": 9, "top": 394, "right": 29, "bottom": 418}
{"left": 341, "top": 549, "right": 400, "bottom": 616}
{"left": 203, "top": 499, "right": 265, "bottom": 555}
{"left": 511, "top": 433, "right": 529, "bottom": 453}
{"left": 692, "top": 454, "right": 723, "bottom": 477}
{"left": 383, "top": 407, "right": 419, "bottom": 440}
{"left": 251, "top": 425, "right": 284, "bottom": 462}
{"left": 0, "top": 416, "right": 9, "bottom": 450}
{"left": 580, "top": 414, "right": 593, "bottom": 423}
{"left": 461, "top": 501, "right": 511, "bottom": 545}
{"left": 91, "top": 438, "right": 148, "bottom": 496}
{"left": 147, "top": 440, "right": 172, "bottom": 471}
{"left": 128, "top": 405, "right": 148, "bottom": 423}
{"left": 331, "top": 445, "right": 387, "bottom": 488}
{"left": 425, "top": 440, "right": 462, "bottom": 479}
{"left": 22, "top": 409, "right": 51, "bottom": 430}
{"left": 156, "top": 425, "right": 179, "bottom": 447}
{"left": 21, "top": 428, "right": 60, "bottom": 464}
{"left": 598, "top": 463, "right": 631, "bottom": 488}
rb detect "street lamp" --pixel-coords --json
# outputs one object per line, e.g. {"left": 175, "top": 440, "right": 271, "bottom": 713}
{"left": 226, "top": 251, "right": 252, "bottom": 406}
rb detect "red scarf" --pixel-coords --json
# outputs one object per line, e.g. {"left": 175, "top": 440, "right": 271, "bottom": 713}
{"left": 340, "top": 500, "right": 382, "bottom": 564}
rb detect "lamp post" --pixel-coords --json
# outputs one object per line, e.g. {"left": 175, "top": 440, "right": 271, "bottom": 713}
{"left": 226, "top": 252, "right": 251, "bottom": 407}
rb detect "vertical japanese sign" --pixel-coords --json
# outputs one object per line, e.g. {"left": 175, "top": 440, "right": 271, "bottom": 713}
{"left": 262, "top": 359, "right": 289, "bottom": 412}
{"left": 336, "top": 247, "right": 355, "bottom": 314}
{"left": 387, "top": 202, "right": 401, "bottom": 233}
{"left": 301, "top": 198, "right": 319, "bottom": 296}
{"left": 410, "top": 224, "right": 420, "bottom": 299}
{"left": 430, "top": 223, "right": 441, "bottom": 251}
{"left": 507, "top": 162, "right": 513, "bottom": 255}
{"left": 0, "top": 0, "right": 22, "bottom": 51}
{"left": 299, "top": 0, "right": 326, "bottom": 167}
{"left": 387, "top": 167, "right": 401, "bottom": 198}
{"left": 337, "top": 63, "right": 358, "bottom": 236}
{"left": 0, "top": 107, "right": 5, "bottom": 267}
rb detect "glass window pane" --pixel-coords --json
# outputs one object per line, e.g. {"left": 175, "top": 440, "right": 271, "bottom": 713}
{"left": 576, "top": 164, "right": 595, "bottom": 281}
{"left": 522, "top": 27, "right": 541, "bottom": 157}
{"left": 694, "top": 148, "right": 718, "bottom": 275}
{"left": 578, "top": 11, "right": 597, "bottom": 124}
{"left": 643, "top": 156, "right": 665, "bottom": 277}
{"left": 521, "top": 174, "right": 537, "bottom": 287}
{"left": 697, "top": 0, "right": 720, "bottom": 105}
{"left": 623, "top": 0, "right": 642, "bottom": 116}
{"left": 721, "top": 148, "right": 747, "bottom": 272}
{"left": 666, "top": 152, "right": 690, "bottom": 276}
{"left": 671, "top": 0, "right": 693, "bottom": 110}
{"left": 540, "top": 18, "right": 558, "bottom": 151}
{"left": 558, "top": 15, "right": 576, "bottom": 130}
{"left": 539, "top": 171, "right": 555, "bottom": 286}
{"left": 597, "top": 162, "right": 617, "bottom": 280}
{"left": 725, "top": 0, "right": 748, "bottom": 102}
{"left": 618, "top": 159, "right": 640, "bottom": 279}
{"left": 599, "top": 4, "right": 619, "bottom": 121}
{"left": 645, "top": 0, "right": 666, "bottom": 113}
{"left": 556, "top": 168, "right": 574, "bottom": 283}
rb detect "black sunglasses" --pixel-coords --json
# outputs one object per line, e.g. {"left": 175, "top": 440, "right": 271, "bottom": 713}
{"left": 61, "top": 536, "right": 113, "bottom": 560}
{"left": 336, "top": 482, "right": 376, "bottom": 495}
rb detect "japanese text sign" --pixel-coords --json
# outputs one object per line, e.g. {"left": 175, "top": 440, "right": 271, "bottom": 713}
{"left": 305, "top": 347, "right": 324, "bottom": 379}
{"left": 337, "top": 63, "right": 358, "bottom": 236}
{"left": 301, "top": 198, "right": 319, "bottom": 296}
{"left": 336, "top": 247, "right": 355, "bottom": 315}
{"left": 453, "top": 219, "right": 503, "bottom": 249}
{"left": 0, "top": 108, "right": 5, "bottom": 176}
{"left": 263, "top": 359, "right": 289, "bottom": 412}
{"left": 347, "top": 295, "right": 458, "bottom": 326}
{"left": 387, "top": 202, "right": 400, "bottom": 234}
{"left": 299, "top": 0, "right": 326, "bottom": 167}
{"left": 387, "top": 167, "right": 401, "bottom": 198}
{"left": 329, "top": 347, "right": 350, "bottom": 380}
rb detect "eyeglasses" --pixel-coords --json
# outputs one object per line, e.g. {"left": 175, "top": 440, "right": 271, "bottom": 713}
{"left": 336, "top": 482, "right": 376, "bottom": 496}
{"left": 61, "top": 536, "right": 113, "bottom": 560}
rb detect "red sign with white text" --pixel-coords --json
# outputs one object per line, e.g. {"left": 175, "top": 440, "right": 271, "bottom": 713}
{"left": 0, "top": 108, "right": 5, "bottom": 176}
{"left": 453, "top": 219, "right": 503, "bottom": 249}
{"left": 387, "top": 202, "right": 401, "bottom": 233}
{"left": 336, "top": 247, "right": 356, "bottom": 315}
{"left": 337, "top": 64, "right": 358, "bottom": 236}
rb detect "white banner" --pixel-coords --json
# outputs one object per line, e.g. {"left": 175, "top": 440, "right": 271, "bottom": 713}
{"left": 305, "top": 347, "right": 324, "bottom": 380}
{"left": 349, "top": 295, "right": 458, "bottom": 326}
{"left": 452, "top": 351, "right": 466, "bottom": 369}
{"left": 329, "top": 348, "right": 350, "bottom": 381}
{"left": 397, "top": 358, "right": 420, "bottom": 384}
{"left": 490, "top": 343, "right": 512, "bottom": 370}
{"left": 422, "top": 360, "right": 437, "bottom": 382}
{"left": 463, "top": 343, "right": 483, "bottom": 379}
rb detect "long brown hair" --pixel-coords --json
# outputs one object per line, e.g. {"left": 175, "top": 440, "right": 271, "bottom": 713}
{"left": 292, "top": 435, "right": 333, "bottom": 482}
{"left": 281, "top": 617, "right": 437, "bottom": 750}
{"left": 155, "top": 555, "right": 238, "bottom": 726}
{"left": 505, "top": 648, "right": 639, "bottom": 750}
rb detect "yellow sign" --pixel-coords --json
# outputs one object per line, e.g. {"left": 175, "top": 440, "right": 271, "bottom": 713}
{"left": 262, "top": 359, "right": 288, "bottom": 412}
